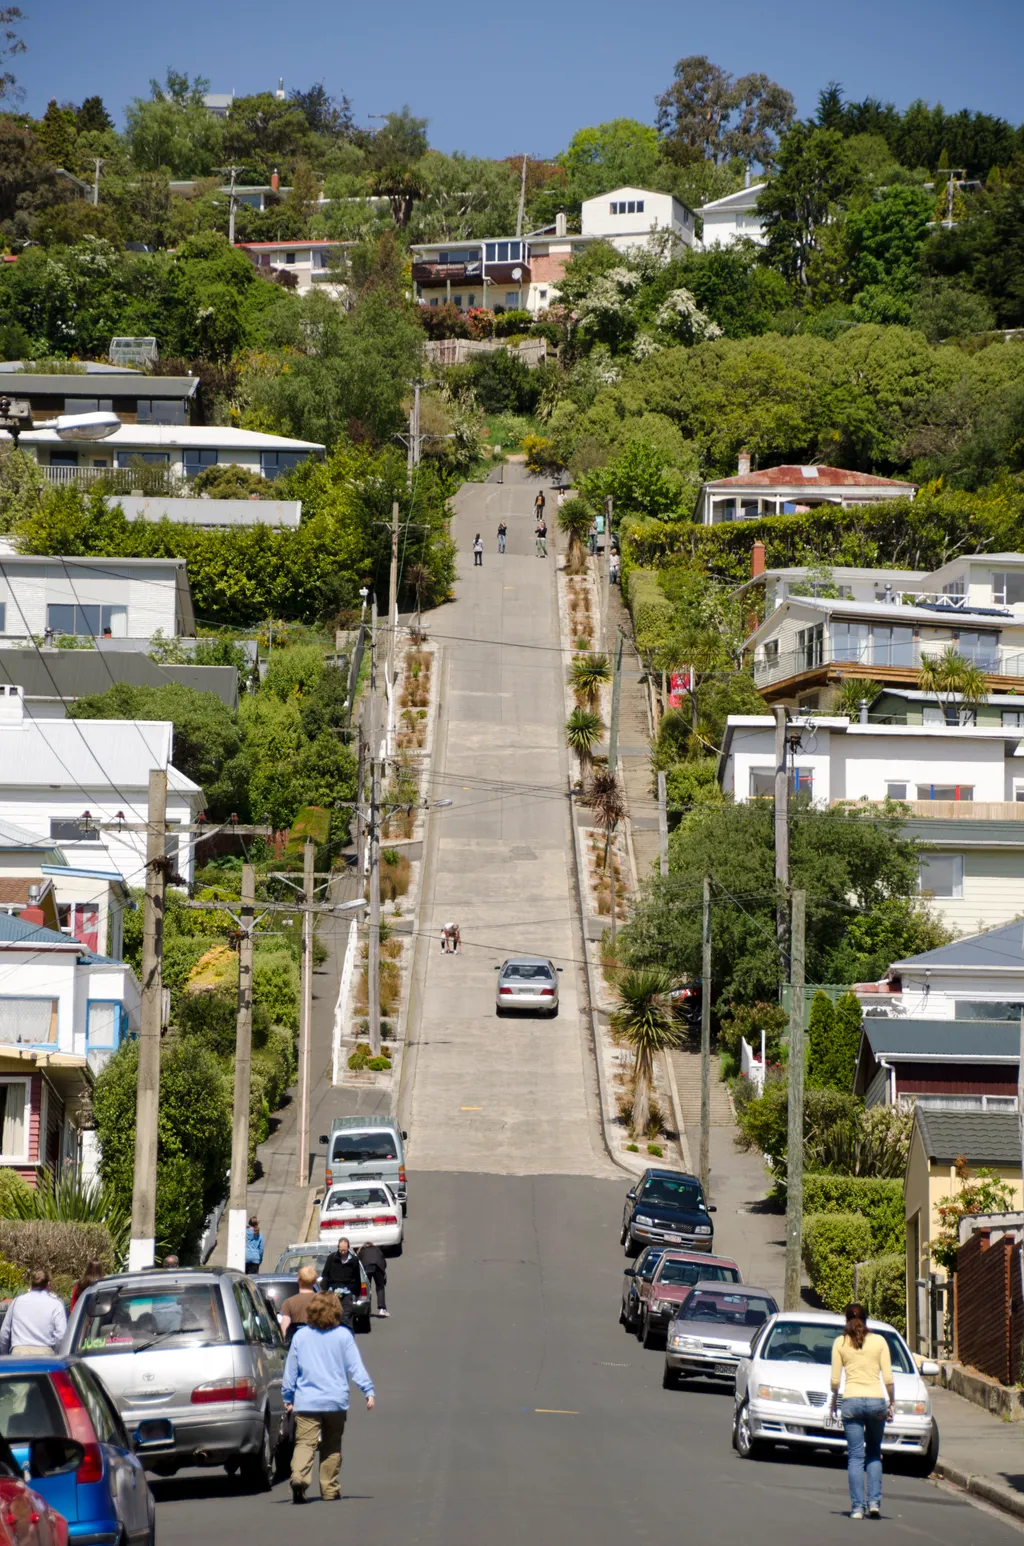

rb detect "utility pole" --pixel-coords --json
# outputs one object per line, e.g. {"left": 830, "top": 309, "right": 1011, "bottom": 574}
{"left": 388, "top": 499, "right": 400, "bottom": 701}
{"left": 227, "top": 863, "right": 255, "bottom": 1269}
{"left": 296, "top": 840, "right": 316, "bottom": 1187}
{"left": 657, "top": 770, "right": 669, "bottom": 878}
{"left": 699, "top": 874, "right": 712, "bottom": 1197}
{"left": 225, "top": 164, "right": 240, "bottom": 245}
{"left": 91, "top": 157, "right": 105, "bottom": 206}
{"left": 516, "top": 152, "right": 528, "bottom": 239}
{"left": 367, "top": 603, "right": 383, "bottom": 1057}
{"left": 773, "top": 704, "right": 790, "bottom": 989}
{"left": 784, "top": 889, "right": 807, "bottom": 1312}
{"left": 607, "top": 628, "right": 624, "bottom": 776}
{"left": 128, "top": 770, "right": 167, "bottom": 1273}
{"left": 603, "top": 497, "right": 613, "bottom": 651}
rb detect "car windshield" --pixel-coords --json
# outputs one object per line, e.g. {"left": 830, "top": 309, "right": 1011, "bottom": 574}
{"left": 71, "top": 1284, "right": 228, "bottom": 1354}
{"left": 325, "top": 1187, "right": 391, "bottom": 1210}
{"left": 0, "top": 1375, "right": 65, "bottom": 1441}
{"left": 640, "top": 1177, "right": 704, "bottom": 1210}
{"left": 275, "top": 1250, "right": 328, "bottom": 1274}
{"left": 658, "top": 1261, "right": 737, "bottom": 1287}
{"left": 761, "top": 1319, "right": 915, "bottom": 1373}
{"left": 331, "top": 1133, "right": 397, "bottom": 1163}
{"left": 681, "top": 1291, "right": 777, "bottom": 1327}
{"left": 636, "top": 1250, "right": 665, "bottom": 1281}
{"left": 501, "top": 963, "right": 553, "bottom": 980}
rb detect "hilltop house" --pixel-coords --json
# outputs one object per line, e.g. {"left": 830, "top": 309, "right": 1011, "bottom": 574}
{"left": 696, "top": 182, "right": 768, "bottom": 247}
{"left": 697, "top": 457, "right": 916, "bottom": 526}
{"left": 0, "top": 554, "right": 194, "bottom": 643}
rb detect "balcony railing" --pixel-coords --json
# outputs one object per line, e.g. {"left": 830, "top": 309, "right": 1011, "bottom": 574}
{"left": 833, "top": 799, "right": 1024, "bottom": 820}
{"left": 754, "top": 639, "right": 1023, "bottom": 688}
{"left": 411, "top": 261, "right": 482, "bottom": 285}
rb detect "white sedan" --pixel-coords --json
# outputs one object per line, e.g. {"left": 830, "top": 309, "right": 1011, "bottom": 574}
{"left": 733, "top": 1310, "right": 939, "bottom": 1474}
{"left": 316, "top": 1181, "right": 404, "bottom": 1252}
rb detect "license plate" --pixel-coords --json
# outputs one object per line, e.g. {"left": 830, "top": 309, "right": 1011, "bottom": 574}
{"left": 664, "top": 1233, "right": 682, "bottom": 1242}
{"left": 714, "top": 1362, "right": 735, "bottom": 1376}
{"left": 134, "top": 1419, "right": 173, "bottom": 1448}
{"left": 823, "top": 1411, "right": 843, "bottom": 1430}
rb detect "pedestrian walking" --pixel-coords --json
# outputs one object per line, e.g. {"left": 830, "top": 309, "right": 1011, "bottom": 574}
{"left": 0, "top": 1269, "right": 66, "bottom": 1356}
{"left": 588, "top": 521, "right": 598, "bottom": 556}
{"left": 358, "top": 1242, "right": 389, "bottom": 1317}
{"left": 497, "top": 521, "right": 507, "bottom": 554}
{"left": 829, "top": 1301, "right": 895, "bottom": 1520}
{"left": 279, "top": 1265, "right": 319, "bottom": 1340}
{"left": 473, "top": 534, "right": 483, "bottom": 567}
{"left": 609, "top": 551, "right": 621, "bottom": 585}
{"left": 556, "top": 487, "right": 566, "bottom": 510}
{"left": 244, "top": 1214, "right": 264, "bottom": 1276}
{"left": 282, "top": 1292, "right": 375, "bottom": 1504}
{"left": 535, "top": 518, "right": 547, "bottom": 557}
{"left": 534, "top": 490, "right": 545, "bottom": 518}
{"left": 70, "top": 1259, "right": 104, "bottom": 1311}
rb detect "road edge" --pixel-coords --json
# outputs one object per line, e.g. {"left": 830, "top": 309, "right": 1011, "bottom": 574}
{"left": 934, "top": 1459, "right": 1024, "bottom": 1523}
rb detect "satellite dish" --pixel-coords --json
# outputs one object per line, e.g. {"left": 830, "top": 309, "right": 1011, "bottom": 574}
{"left": 511, "top": 267, "right": 523, "bottom": 281}
{"left": 53, "top": 411, "right": 121, "bottom": 442}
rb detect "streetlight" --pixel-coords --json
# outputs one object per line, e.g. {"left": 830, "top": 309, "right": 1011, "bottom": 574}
{"left": 0, "top": 398, "right": 121, "bottom": 450}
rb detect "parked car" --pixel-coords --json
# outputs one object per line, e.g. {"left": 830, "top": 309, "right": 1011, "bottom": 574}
{"left": 621, "top": 1168, "right": 716, "bottom": 1257}
{"left": 663, "top": 1285, "right": 778, "bottom": 1388}
{"left": 0, "top": 1360, "right": 155, "bottom": 1546}
{"left": 619, "top": 1246, "right": 669, "bottom": 1335}
{"left": 733, "top": 1310, "right": 939, "bottom": 1474}
{"left": 634, "top": 1252, "right": 741, "bottom": 1347}
{"left": 0, "top": 1425, "right": 74, "bottom": 1546}
{"left": 259, "top": 1254, "right": 371, "bottom": 1336}
{"left": 63, "top": 1268, "right": 288, "bottom": 1487}
{"left": 317, "top": 1181, "right": 404, "bottom": 1252}
{"left": 494, "top": 956, "right": 561, "bottom": 1017}
{"left": 319, "top": 1115, "right": 407, "bottom": 1211}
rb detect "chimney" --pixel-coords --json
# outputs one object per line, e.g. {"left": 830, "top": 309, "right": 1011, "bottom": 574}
{"left": 270, "top": 168, "right": 280, "bottom": 193}
{"left": 27, "top": 884, "right": 40, "bottom": 904}
{"left": 738, "top": 449, "right": 751, "bottom": 477}
{"left": 0, "top": 684, "right": 24, "bottom": 726}
{"left": 19, "top": 885, "right": 45, "bottom": 927}
{"left": 751, "top": 540, "right": 766, "bottom": 579}
{"left": 859, "top": 699, "right": 869, "bottom": 725}
{"left": 555, "top": 209, "right": 567, "bottom": 238}
{"left": 744, "top": 167, "right": 751, "bottom": 189}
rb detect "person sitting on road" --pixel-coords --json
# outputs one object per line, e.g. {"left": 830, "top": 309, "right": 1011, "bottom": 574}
{"left": 280, "top": 1265, "right": 319, "bottom": 1340}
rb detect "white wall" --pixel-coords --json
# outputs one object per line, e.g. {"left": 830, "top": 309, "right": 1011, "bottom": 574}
{"left": 581, "top": 188, "right": 695, "bottom": 250}
{"left": 700, "top": 210, "right": 766, "bottom": 246}
{"left": 0, "top": 790, "right": 199, "bottom": 886}
{"left": 0, "top": 561, "right": 179, "bottom": 639}
{"left": 0, "top": 950, "right": 78, "bottom": 1052}
{"left": 895, "top": 969, "right": 1024, "bottom": 1019}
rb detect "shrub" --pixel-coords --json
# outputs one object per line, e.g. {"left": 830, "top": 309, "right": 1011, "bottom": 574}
{"left": 803, "top": 1174, "right": 905, "bottom": 1255}
{"left": 0, "top": 1257, "right": 25, "bottom": 1297}
{"left": 719, "top": 1001, "right": 788, "bottom": 1064}
{"left": 0, "top": 1221, "right": 114, "bottom": 1280}
{"left": 802, "top": 1212, "right": 873, "bottom": 1312}
{"left": 0, "top": 1170, "right": 33, "bottom": 1220}
{"left": 858, "top": 1253, "right": 907, "bottom": 1335}
{"left": 738, "top": 1083, "right": 860, "bottom": 1177}
{"left": 253, "top": 949, "right": 300, "bottom": 1033}
{"left": 806, "top": 991, "right": 837, "bottom": 1088}
{"left": 624, "top": 569, "right": 675, "bottom": 657}
{"left": 252, "top": 1025, "right": 296, "bottom": 1113}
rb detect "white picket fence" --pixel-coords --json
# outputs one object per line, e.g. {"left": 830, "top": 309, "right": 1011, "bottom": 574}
{"left": 331, "top": 919, "right": 360, "bottom": 1085}
{"left": 740, "top": 1033, "right": 766, "bottom": 1094}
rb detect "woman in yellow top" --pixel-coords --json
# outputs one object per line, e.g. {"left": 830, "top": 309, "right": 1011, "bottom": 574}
{"left": 829, "top": 1302, "right": 896, "bottom": 1519}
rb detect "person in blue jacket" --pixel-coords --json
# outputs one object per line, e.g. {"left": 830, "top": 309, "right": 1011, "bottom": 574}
{"left": 244, "top": 1215, "right": 264, "bottom": 1275}
{"left": 282, "top": 1291, "right": 375, "bottom": 1503}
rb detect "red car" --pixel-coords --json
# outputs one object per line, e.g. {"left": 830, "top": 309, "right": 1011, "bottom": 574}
{"left": 0, "top": 1429, "right": 73, "bottom": 1546}
{"left": 634, "top": 1250, "right": 741, "bottom": 1347}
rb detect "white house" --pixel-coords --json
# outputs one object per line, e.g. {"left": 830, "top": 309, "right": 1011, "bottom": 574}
{"left": 741, "top": 552, "right": 1024, "bottom": 620}
{"left": 0, "top": 554, "right": 195, "bottom": 642}
{"left": 0, "top": 911, "right": 139, "bottom": 1182}
{"left": 114, "top": 496, "right": 302, "bottom": 530}
{"left": 580, "top": 186, "right": 696, "bottom": 252}
{"left": 867, "top": 921, "right": 1024, "bottom": 1026}
{"left": 0, "top": 687, "right": 205, "bottom": 886}
{"left": 10, "top": 425, "right": 324, "bottom": 488}
{"left": 234, "top": 240, "right": 351, "bottom": 298}
{"left": 720, "top": 714, "right": 1024, "bottom": 932}
{"left": 696, "top": 182, "right": 768, "bottom": 247}
{"left": 697, "top": 458, "right": 916, "bottom": 525}
{"left": 410, "top": 229, "right": 589, "bottom": 315}
{"left": 0, "top": 819, "right": 129, "bottom": 960}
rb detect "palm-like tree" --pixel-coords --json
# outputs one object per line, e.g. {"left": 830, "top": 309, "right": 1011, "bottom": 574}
{"left": 610, "top": 967, "right": 681, "bottom": 1138}
{"left": 571, "top": 652, "right": 611, "bottom": 710}
{"left": 588, "top": 766, "right": 627, "bottom": 940}
{"left": 834, "top": 677, "right": 882, "bottom": 720}
{"left": 558, "top": 499, "right": 593, "bottom": 574}
{"left": 565, "top": 708, "right": 604, "bottom": 779}
{"left": 918, "top": 647, "right": 988, "bottom": 723}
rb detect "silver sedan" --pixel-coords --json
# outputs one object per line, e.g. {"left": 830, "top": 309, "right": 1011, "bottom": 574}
{"left": 495, "top": 955, "right": 560, "bottom": 1017}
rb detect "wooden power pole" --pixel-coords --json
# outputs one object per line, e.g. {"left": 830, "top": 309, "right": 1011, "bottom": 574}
{"left": 226, "top": 863, "right": 255, "bottom": 1270}
{"left": 784, "top": 889, "right": 807, "bottom": 1311}
{"left": 296, "top": 839, "right": 316, "bottom": 1188}
{"left": 699, "top": 874, "right": 712, "bottom": 1197}
{"left": 128, "top": 770, "right": 167, "bottom": 1272}
{"left": 367, "top": 603, "right": 383, "bottom": 1057}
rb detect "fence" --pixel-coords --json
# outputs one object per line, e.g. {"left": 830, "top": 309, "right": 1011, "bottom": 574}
{"left": 424, "top": 337, "right": 548, "bottom": 368}
{"left": 955, "top": 1220, "right": 1024, "bottom": 1382}
{"left": 740, "top": 1034, "right": 766, "bottom": 1093}
{"left": 331, "top": 917, "right": 360, "bottom": 1086}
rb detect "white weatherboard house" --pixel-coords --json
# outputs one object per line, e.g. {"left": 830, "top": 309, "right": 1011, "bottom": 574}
{"left": 720, "top": 714, "right": 1024, "bottom": 933}
{"left": 10, "top": 425, "right": 324, "bottom": 488}
{"left": 867, "top": 921, "right": 1024, "bottom": 1025}
{"left": 580, "top": 187, "right": 697, "bottom": 252}
{"left": 234, "top": 240, "right": 350, "bottom": 297}
{"left": 0, "top": 687, "right": 204, "bottom": 886}
{"left": 696, "top": 183, "right": 768, "bottom": 247}
{"left": 0, "top": 554, "right": 194, "bottom": 642}
{"left": 697, "top": 460, "right": 917, "bottom": 525}
{"left": 0, "top": 819, "right": 129, "bottom": 961}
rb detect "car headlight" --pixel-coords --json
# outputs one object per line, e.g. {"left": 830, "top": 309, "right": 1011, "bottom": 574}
{"left": 652, "top": 1300, "right": 674, "bottom": 1314}
{"left": 635, "top": 1215, "right": 654, "bottom": 1226}
{"left": 694, "top": 1225, "right": 712, "bottom": 1235}
{"left": 894, "top": 1399, "right": 930, "bottom": 1416}
{"left": 672, "top": 1335, "right": 703, "bottom": 1350}
{"left": 757, "top": 1385, "right": 807, "bottom": 1405}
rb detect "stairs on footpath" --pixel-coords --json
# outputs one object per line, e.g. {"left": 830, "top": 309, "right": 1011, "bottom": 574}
{"left": 671, "top": 1047, "right": 734, "bottom": 1140}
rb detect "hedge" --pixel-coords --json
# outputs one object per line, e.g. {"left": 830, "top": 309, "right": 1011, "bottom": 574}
{"left": 803, "top": 1174, "right": 905, "bottom": 1255}
{"left": 803, "top": 1212, "right": 873, "bottom": 1312}
{"left": 624, "top": 568, "right": 675, "bottom": 657}
{"left": 858, "top": 1253, "right": 907, "bottom": 1335}
{"left": 0, "top": 1221, "right": 113, "bottom": 1280}
{"left": 0, "top": 1170, "right": 33, "bottom": 1220}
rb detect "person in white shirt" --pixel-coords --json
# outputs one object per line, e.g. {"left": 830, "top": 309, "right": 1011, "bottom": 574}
{"left": 0, "top": 1269, "right": 66, "bottom": 1356}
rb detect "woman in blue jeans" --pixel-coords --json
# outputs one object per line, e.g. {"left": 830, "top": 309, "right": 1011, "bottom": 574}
{"left": 829, "top": 1302, "right": 896, "bottom": 1519}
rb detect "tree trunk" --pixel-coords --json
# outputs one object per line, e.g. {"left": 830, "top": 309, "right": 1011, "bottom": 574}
{"left": 631, "top": 1064, "right": 650, "bottom": 1140}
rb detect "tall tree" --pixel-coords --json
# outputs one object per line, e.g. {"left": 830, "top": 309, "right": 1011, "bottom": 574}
{"left": 806, "top": 990, "right": 837, "bottom": 1088}
{"left": 125, "top": 70, "right": 224, "bottom": 178}
{"left": 367, "top": 107, "right": 428, "bottom": 170}
{"left": 38, "top": 99, "right": 79, "bottom": 169}
{"left": 758, "top": 123, "right": 863, "bottom": 287}
{"left": 816, "top": 82, "right": 846, "bottom": 132}
{"left": 223, "top": 92, "right": 311, "bottom": 179}
{"left": 610, "top": 967, "right": 681, "bottom": 1138}
{"left": 76, "top": 96, "right": 113, "bottom": 134}
{"left": 558, "top": 118, "right": 662, "bottom": 203}
{"left": 723, "top": 73, "right": 796, "bottom": 169}
{"left": 656, "top": 55, "right": 794, "bottom": 169}
{"left": 0, "top": 6, "right": 25, "bottom": 104}
{"left": 289, "top": 81, "right": 353, "bottom": 138}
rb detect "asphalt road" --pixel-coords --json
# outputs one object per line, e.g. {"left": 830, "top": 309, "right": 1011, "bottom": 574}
{"left": 154, "top": 1171, "right": 1018, "bottom": 1546}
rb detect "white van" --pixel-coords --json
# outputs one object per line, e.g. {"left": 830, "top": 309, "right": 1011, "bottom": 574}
{"left": 320, "top": 1115, "right": 408, "bottom": 1211}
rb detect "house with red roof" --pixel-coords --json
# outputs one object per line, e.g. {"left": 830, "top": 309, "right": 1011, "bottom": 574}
{"left": 696, "top": 454, "right": 917, "bottom": 525}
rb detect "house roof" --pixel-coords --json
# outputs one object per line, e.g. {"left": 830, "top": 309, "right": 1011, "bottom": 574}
{"left": 0, "top": 878, "right": 52, "bottom": 905}
{"left": 9, "top": 375, "right": 199, "bottom": 399}
{"left": 234, "top": 241, "right": 349, "bottom": 252}
{"left": 914, "top": 1107, "right": 1022, "bottom": 1166}
{"left": 0, "top": 362, "right": 141, "bottom": 375}
{"left": 698, "top": 184, "right": 767, "bottom": 213}
{"left": 0, "top": 649, "right": 238, "bottom": 710}
{"left": 704, "top": 465, "right": 917, "bottom": 492}
{"left": 893, "top": 918, "right": 1024, "bottom": 974}
{"left": 0, "top": 819, "right": 55, "bottom": 850}
{"left": 861, "top": 1019, "right": 1020, "bottom": 1061}
{"left": 744, "top": 592, "right": 1018, "bottom": 649}
{"left": 0, "top": 718, "right": 203, "bottom": 798}
{"left": 15, "top": 425, "right": 324, "bottom": 453}
{"left": 0, "top": 913, "right": 79, "bottom": 948}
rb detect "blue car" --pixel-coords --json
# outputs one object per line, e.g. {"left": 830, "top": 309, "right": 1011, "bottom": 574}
{"left": 0, "top": 1359, "right": 154, "bottom": 1546}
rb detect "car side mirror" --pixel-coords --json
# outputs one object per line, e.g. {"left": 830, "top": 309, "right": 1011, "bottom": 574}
{"left": 919, "top": 1358, "right": 940, "bottom": 1378}
{"left": 557, "top": 967, "right": 563, "bottom": 972}
{"left": 707, "top": 1205, "right": 717, "bottom": 1213}
{"left": 626, "top": 1190, "right": 636, "bottom": 1200}
{"left": 402, "top": 1131, "right": 408, "bottom": 1140}
{"left": 318, "top": 1134, "right": 329, "bottom": 1146}
{"left": 29, "top": 1438, "right": 84, "bottom": 1479}
{"left": 623, "top": 1267, "right": 636, "bottom": 1278}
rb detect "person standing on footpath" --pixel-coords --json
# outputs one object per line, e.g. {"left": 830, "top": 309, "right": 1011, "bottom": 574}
{"left": 282, "top": 1292, "right": 375, "bottom": 1504}
{"left": 497, "top": 521, "right": 507, "bottom": 554}
{"left": 244, "top": 1215, "right": 263, "bottom": 1276}
{"left": 829, "top": 1301, "right": 895, "bottom": 1519}
{"left": 535, "top": 516, "right": 547, "bottom": 557}
{"left": 358, "top": 1242, "right": 389, "bottom": 1318}
{"left": 0, "top": 1269, "right": 66, "bottom": 1356}
{"left": 472, "top": 533, "right": 484, "bottom": 567}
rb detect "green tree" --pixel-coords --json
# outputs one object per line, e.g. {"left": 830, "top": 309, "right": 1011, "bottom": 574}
{"left": 758, "top": 123, "right": 863, "bottom": 287}
{"left": 918, "top": 647, "right": 988, "bottom": 722}
{"left": 557, "top": 119, "right": 662, "bottom": 204}
{"left": 125, "top": 70, "right": 224, "bottom": 178}
{"left": 565, "top": 707, "right": 603, "bottom": 778}
{"left": 76, "top": 96, "right": 113, "bottom": 134}
{"left": 845, "top": 184, "right": 934, "bottom": 321}
{"left": 656, "top": 55, "right": 794, "bottom": 169}
{"left": 610, "top": 967, "right": 681, "bottom": 1137}
{"left": 222, "top": 92, "right": 311, "bottom": 180}
{"left": 570, "top": 652, "right": 610, "bottom": 710}
{"left": 38, "top": 99, "right": 79, "bottom": 170}
{"left": 288, "top": 81, "right": 353, "bottom": 138}
{"left": 806, "top": 990, "right": 837, "bottom": 1088}
{"left": 823, "top": 992, "right": 863, "bottom": 1092}
{"left": 0, "top": 5, "right": 25, "bottom": 104}
{"left": 410, "top": 152, "right": 518, "bottom": 242}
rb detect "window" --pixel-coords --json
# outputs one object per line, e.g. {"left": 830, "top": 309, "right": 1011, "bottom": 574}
{"left": 0, "top": 1376, "right": 65, "bottom": 1441}
{"left": 73, "top": 904, "right": 99, "bottom": 952}
{"left": 0, "top": 1000, "right": 57, "bottom": 1047}
{"left": 505, "top": 292, "right": 518, "bottom": 307}
{"left": 115, "top": 451, "right": 169, "bottom": 468}
{"left": 261, "top": 451, "right": 308, "bottom": 480}
{"left": 918, "top": 853, "right": 964, "bottom": 898}
{"left": 63, "top": 398, "right": 112, "bottom": 414}
{"left": 69, "top": 1366, "right": 120, "bottom": 1444}
{"left": 0, "top": 603, "right": 5, "bottom": 631}
{"left": 797, "top": 623, "right": 824, "bottom": 671}
{"left": 627, "top": 200, "right": 636, "bottom": 213}
{"left": 183, "top": 449, "right": 218, "bottom": 477}
{"left": 870, "top": 624, "right": 915, "bottom": 667}
{"left": 749, "top": 768, "right": 775, "bottom": 798}
{"left": 955, "top": 1000, "right": 1024, "bottom": 1021}
{"left": 467, "top": 293, "right": 475, "bottom": 306}
{"left": 923, "top": 704, "right": 976, "bottom": 726}
{"left": 452, "top": 295, "right": 462, "bottom": 308}
{"left": 763, "top": 640, "right": 779, "bottom": 666}
{"left": 47, "top": 604, "right": 127, "bottom": 637}
{"left": 72, "top": 1284, "right": 228, "bottom": 1353}
{"left": 285, "top": 252, "right": 296, "bottom": 264}
{"left": 49, "top": 450, "right": 79, "bottom": 467}
{"left": 832, "top": 621, "right": 869, "bottom": 662}
{"left": 0, "top": 1080, "right": 27, "bottom": 1160}
{"left": 657, "top": 1260, "right": 739, "bottom": 1287}
{"left": 87, "top": 1002, "right": 121, "bottom": 1049}
{"left": 136, "top": 399, "right": 185, "bottom": 425}
{"left": 538, "top": 289, "right": 547, "bottom": 302}
{"left": 762, "top": 1318, "right": 914, "bottom": 1372}
{"left": 50, "top": 818, "right": 100, "bottom": 843}
{"left": 793, "top": 767, "right": 813, "bottom": 797}
{"left": 637, "top": 200, "right": 644, "bottom": 213}
{"left": 609, "top": 203, "right": 617, "bottom": 213}
{"left": 943, "top": 578, "right": 966, "bottom": 598}
{"left": 886, "top": 782, "right": 909, "bottom": 800}
{"left": 993, "top": 571, "right": 1024, "bottom": 606}
{"left": 1003, "top": 711, "right": 1024, "bottom": 729}
{"left": 955, "top": 629, "right": 999, "bottom": 668}
{"left": 916, "top": 784, "right": 973, "bottom": 801}
{"left": 639, "top": 1176, "right": 706, "bottom": 1209}
{"left": 233, "top": 1282, "right": 259, "bottom": 1342}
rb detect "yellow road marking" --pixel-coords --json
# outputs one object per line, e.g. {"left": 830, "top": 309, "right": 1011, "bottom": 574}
{"left": 460, "top": 1106, "right": 482, "bottom": 1111}
{"left": 535, "top": 1409, "right": 579, "bottom": 1415}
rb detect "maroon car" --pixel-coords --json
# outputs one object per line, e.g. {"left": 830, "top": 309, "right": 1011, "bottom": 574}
{"left": 635, "top": 1250, "right": 741, "bottom": 1347}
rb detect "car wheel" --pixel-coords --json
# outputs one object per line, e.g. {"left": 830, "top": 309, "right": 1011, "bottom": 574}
{"left": 619, "top": 1221, "right": 628, "bottom": 1246}
{"left": 909, "top": 1423, "right": 939, "bottom": 1477}
{"left": 733, "top": 1400, "right": 768, "bottom": 1460}
{"left": 662, "top": 1365, "right": 680, "bottom": 1390}
{"left": 223, "top": 1459, "right": 239, "bottom": 1478}
{"left": 547, "top": 1004, "right": 559, "bottom": 1018}
{"left": 642, "top": 1316, "right": 662, "bottom": 1350}
{"left": 618, "top": 1302, "right": 626, "bottom": 1326}
{"left": 623, "top": 1235, "right": 638, "bottom": 1259}
{"left": 241, "top": 1415, "right": 274, "bottom": 1492}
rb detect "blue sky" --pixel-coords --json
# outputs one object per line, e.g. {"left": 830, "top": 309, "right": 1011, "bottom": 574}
{"left": 15, "top": 0, "right": 1024, "bottom": 158}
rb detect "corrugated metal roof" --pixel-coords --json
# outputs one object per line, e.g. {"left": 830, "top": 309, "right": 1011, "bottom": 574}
{"left": 895, "top": 919, "right": 1024, "bottom": 972}
{"left": 0, "top": 650, "right": 238, "bottom": 710}
{"left": 11, "top": 375, "right": 198, "bottom": 398}
{"left": 705, "top": 464, "right": 917, "bottom": 491}
{"left": 0, "top": 819, "right": 51, "bottom": 848}
{"left": 863, "top": 1019, "right": 1019, "bottom": 1059}
{"left": 16, "top": 426, "right": 324, "bottom": 452}
{"left": 0, "top": 913, "right": 78, "bottom": 947}
{"left": 0, "top": 718, "right": 201, "bottom": 794}
{"left": 915, "top": 1107, "right": 1021, "bottom": 1166}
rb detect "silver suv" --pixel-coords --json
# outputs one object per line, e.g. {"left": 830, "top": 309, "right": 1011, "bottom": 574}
{"left": 63, "top": 1268, "right": 287, "bottom": 1487}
